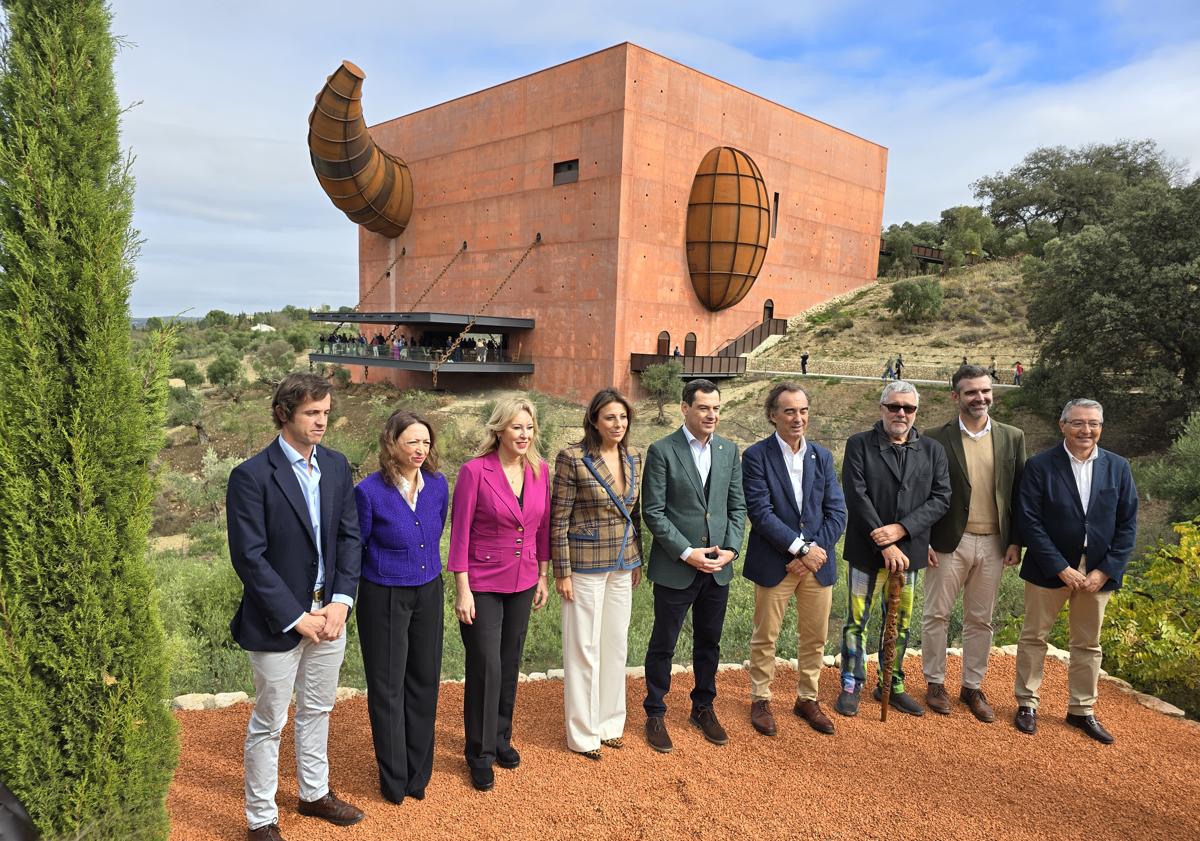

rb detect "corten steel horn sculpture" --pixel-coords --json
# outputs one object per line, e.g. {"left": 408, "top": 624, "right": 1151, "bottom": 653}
{"left": 308, "top": 61, "right": 414, "bottom": 238}
{"left": 685, "top": 146, "right": 771, "bottom": 311}
{"left": 879, "top": 570, "right": 904, "bottom": 722}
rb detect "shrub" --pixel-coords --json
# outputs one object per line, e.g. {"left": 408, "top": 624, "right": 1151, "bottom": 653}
{"left": 1142, "top": 411, "right": 1200, "bottom": 521}
{"left": 251, "top": 339, "right": 297, "bottom": 386}
{"left": 170, "top": 359, "right": 204, "bottom": 387}
{"left": 639, "top": 360, "right": 683, "bottom": 423}
{"left": 202, "top": 309, "right": 233, "bottom": 328}
{"left": 887, "top": 278, "right": 944, "bottom": 322}
{"left": 154, "top": 546, "right": 249, "bottom": 696}
{"left": 227, "top": 330, "right": 253, "bottom": 351}
{"left": 206, "top": 353, "right": 242, "bottom": 387}
{"left": 283, "top": 327, "right": 314, "bottom": 353}
{"left": 166, "top": 387, "right": 210, "bottom": 443}
{"left": 1102, "top": 521, "right": 1200, "bottom": 716}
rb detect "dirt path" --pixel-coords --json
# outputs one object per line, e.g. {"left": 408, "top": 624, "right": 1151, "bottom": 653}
{"left": 169, "top": 656, "right": 1200, "bottom": 840}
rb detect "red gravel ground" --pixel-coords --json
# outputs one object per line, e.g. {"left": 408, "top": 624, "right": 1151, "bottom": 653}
{"left": 169, "top": 656, "right": 1200, "bottom": 841}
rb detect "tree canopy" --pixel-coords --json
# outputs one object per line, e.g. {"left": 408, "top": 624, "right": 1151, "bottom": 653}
{"left": 972, "top": 139, "right": 1183, "bottom": 253}
{"left": 1022, "top": 177, "right": 1200, "bottom": 450}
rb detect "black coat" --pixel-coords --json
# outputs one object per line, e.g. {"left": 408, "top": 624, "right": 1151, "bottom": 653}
{"left": 841, "top": 421, "right": 951, "bottom": 572}
{"left": 227, "top": 439, "right": 362, "bottom": 651}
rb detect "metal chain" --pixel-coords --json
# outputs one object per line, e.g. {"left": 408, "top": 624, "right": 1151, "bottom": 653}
{"left": 326, "top": 244, "right": 410, "bottom": 337}
{"left": 431, "top": 233, "right": 541, "bottom": 388}
{"left": 408, "top": 241, "right": 467, "bottom": 312}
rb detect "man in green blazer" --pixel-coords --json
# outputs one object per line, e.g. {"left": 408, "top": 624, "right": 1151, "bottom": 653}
{"left": 641, "top": 379, "right": 747, "bottom": 753}
{"left": 922, "top": 365, "right": 1026, "bottom": 722}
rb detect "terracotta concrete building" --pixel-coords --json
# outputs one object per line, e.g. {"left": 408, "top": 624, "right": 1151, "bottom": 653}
{"left": 322, "top": 42, "right": 886, "bottom": 399}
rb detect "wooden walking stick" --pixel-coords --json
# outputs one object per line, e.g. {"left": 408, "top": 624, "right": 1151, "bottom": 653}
{"left": 879, "top": 570, "right": 904, "bottom": 722}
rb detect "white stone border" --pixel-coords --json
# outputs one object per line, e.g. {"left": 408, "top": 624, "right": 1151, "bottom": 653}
{"left": 171, "top": 647, "right": 1190, "bottom": 719}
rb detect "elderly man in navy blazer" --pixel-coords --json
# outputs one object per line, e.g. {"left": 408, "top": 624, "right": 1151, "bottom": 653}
{"left": 742, "top": 383, "right": 847, "bottom": 736}
{"left": 227, "top": 373, "right": 364, "bottom": 840}
{"left": 1013, "top": 398, "right": 1138, "bottom": 744}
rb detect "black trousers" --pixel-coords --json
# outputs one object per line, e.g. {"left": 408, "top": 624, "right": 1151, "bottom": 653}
{"left": 643, "top": 574, "right": 729, "bottom": 717}
{"left": 459, "top": 586, "right": 535, "bottom": 770}
{"left": 357, "top": 575, "right": 444, "bottom": 802}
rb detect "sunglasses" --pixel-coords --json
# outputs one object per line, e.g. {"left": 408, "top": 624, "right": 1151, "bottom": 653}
{"left": 882, "top": 403, "right": 918, "bottom": 415}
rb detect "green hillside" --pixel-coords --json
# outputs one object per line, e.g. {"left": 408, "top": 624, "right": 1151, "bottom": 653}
{"left": 755, "top": 260, "right": 1037, "bottom": 384}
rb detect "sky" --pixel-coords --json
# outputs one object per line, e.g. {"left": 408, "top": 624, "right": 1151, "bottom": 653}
{"left": 104, "top": 0, "right": 1200, "bottom": 316}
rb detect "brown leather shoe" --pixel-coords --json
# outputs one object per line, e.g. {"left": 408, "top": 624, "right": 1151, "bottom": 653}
{"left": 297, "top": 790, "right": 364, "bottom": 826}
{"left": 750, "top": 700, "right": 777, "bottom": 736}
{"left": 248, "top": 824, "right": 285, "bottom": 841}
{"left": 645, "top": 716, "right": 673, "bottom": 753}
{"left": 960, "top": 686, "right": 996, "bottom": 723}
{"left": 689, "top": 706, "right": 729, "bottom": 745}
{"left": 793, "top": 699, "right": 835, "bottom": 735}
{"left": 925, "top": 682, "right": 951, "bottom": 715}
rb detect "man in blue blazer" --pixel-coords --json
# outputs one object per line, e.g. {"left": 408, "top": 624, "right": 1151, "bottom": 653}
{"left": 1013, "top": 398, "right": 1138, "bottom": 744}
{"left": 227, "top": 373, "right": 364, "bottom": 840}
{"left": 742, "top": 384, "right": 847, "bottom": 736}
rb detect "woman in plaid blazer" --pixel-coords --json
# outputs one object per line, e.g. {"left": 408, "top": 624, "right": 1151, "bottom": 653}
{"left": 551, "top": 388, "right": 643, "bottom": 759}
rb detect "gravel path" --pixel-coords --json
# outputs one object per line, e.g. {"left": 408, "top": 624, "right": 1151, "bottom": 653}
{"left": 169, "top": 656, "right": 1200, "bottom": 840}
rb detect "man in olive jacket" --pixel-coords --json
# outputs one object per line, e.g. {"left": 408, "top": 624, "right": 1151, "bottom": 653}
{"left": 641, "top": 379, "right": 747, "bottom": 753}
{"left": 839, "top": 381, "right": 951, "bottom": 718}
{"left": 922, "top": 365, "right": 1026, "bottom": 722}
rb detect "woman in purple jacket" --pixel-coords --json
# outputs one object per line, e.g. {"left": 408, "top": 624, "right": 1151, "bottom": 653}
{"left": 355, "top": 409, "right": 449, "bottom": 805}
{"left": 448, "top": 396, "right": 551, "bottom": 792}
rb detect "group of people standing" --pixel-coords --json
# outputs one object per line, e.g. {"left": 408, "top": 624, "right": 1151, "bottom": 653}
{"left": 226, "top": 368, "right": 1138, "bottom": 841}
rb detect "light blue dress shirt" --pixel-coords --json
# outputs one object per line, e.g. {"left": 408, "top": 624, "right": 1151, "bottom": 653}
{"left": 277, "top": 435, "right": 354, "bottom": 632}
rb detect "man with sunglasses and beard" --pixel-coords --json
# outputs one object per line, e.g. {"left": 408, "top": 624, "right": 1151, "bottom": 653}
{"left": 838, "top": 381, "right": 951, "bottom": 718}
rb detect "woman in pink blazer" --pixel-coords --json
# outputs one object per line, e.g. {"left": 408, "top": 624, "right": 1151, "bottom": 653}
{"left": 448, "top": 396, "right": 550, "bottom": 792}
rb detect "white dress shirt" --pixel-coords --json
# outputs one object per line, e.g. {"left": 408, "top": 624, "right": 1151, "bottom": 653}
{"left": 680, "top": 425, "right": 713, "bottom": 561}
{"left": 682, "top": 424, "right": 712, "bottom": 486}
{"left": 398, "top": 468, "right": 425, "bottom": 512}
{"left": 1064, "top": 441, "right": 1099, "bottom": 548}
{"left": 775, "top": 433, "right": 809, "bottom": 555}
{"left": 959, "top": 416, "right": 992, "bottom": 440}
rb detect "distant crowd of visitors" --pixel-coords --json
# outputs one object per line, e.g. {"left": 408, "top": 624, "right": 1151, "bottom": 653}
{"left": 319, "top": 332, "right": 505, "bottom": 363}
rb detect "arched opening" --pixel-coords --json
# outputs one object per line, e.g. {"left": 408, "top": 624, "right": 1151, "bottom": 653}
{"left": 684, "top": 332, "right": 697, "bottom": 357}
{"left": 763, "top": 299, "right": 774, "bottom": 321}
{"left": 656, "top": 331, "right": 670, "bottom": 356}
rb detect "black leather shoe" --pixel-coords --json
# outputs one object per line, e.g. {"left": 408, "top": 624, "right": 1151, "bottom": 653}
{"left": 1014, "top": 706, "right": 1037, "bottom": 735}
{"left": 1066, "top": 713, "right": 1114, "bottom": 744}
{"left": 496, "top": 745, "right": 521, "bottom": 769}
{"left": 872, "top": 685, "right": 925, "bottom": 716}
{"left": 835, "top": 688, "right": 861, "bottom": 717}
{"left": 469, "top": 766, "right": 494, "bottom": 792}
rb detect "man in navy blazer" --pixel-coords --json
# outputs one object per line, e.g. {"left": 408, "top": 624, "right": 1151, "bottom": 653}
{"left": 742, "top": 384, "right": 847, "bottom": 736}
{"left": 227, "top": 373, "right": 364, "bottom": 840}
{"left": 1013, "top": 398, "right": 1137, "bottom": 744}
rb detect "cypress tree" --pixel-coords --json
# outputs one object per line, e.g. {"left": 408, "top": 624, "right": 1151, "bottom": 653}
{"left": 0, "top": 2, "right": 178, "bottom": 838}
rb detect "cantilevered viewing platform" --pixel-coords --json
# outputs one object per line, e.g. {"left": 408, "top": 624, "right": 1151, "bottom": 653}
{"left": 308, "top": 311, "right": 534, "bottom": 331}
{"left": 307, "top": 311, "right": 535, "bottom": 378}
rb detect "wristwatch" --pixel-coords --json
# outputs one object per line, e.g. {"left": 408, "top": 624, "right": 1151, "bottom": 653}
{"left": 798, "top": 541, "right": 813, "bottom": 557}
